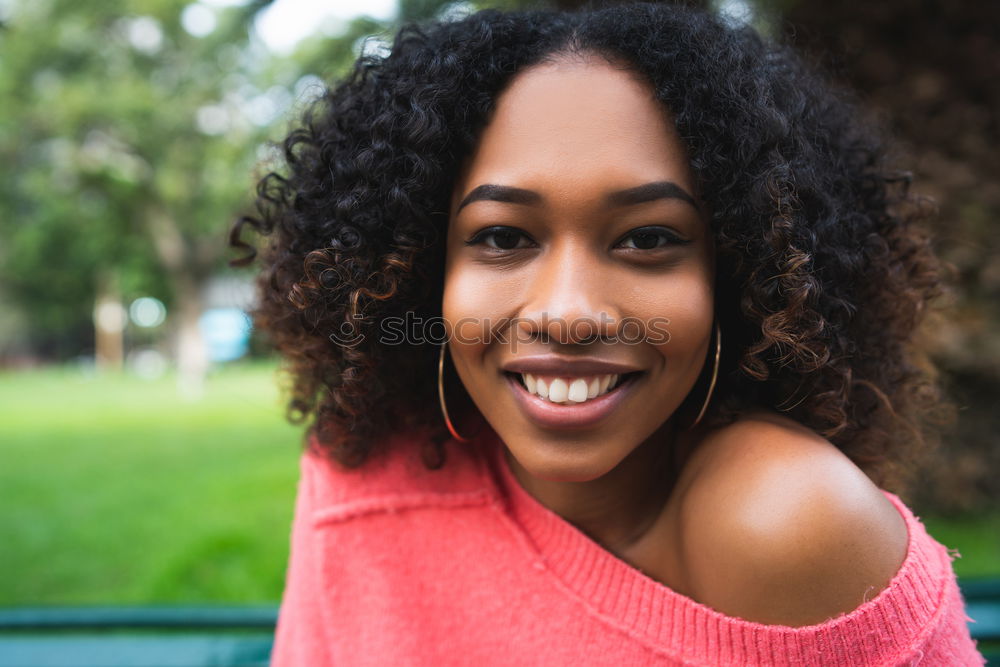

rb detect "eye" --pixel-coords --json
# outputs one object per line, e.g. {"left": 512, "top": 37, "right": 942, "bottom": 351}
{"left": 616, "top": 226, "right": 691, "bottom": 250}
{"left": 465, "top": 226, "right": 535, "bottom": 250}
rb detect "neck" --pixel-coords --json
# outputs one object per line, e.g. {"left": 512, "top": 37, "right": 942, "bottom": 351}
{"left": 503, "top": 419, "right": 684, "bottom": 555}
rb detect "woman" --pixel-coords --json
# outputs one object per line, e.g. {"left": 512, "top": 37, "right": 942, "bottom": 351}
{"left": 231, "top": 3, "right": 984, "bottom": 664}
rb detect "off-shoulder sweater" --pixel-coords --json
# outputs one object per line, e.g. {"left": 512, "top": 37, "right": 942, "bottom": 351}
{"left": 270, "top": 430, "right": 985, "bottom": 666}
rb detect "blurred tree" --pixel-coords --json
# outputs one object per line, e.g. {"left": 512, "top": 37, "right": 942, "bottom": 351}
{"left": 0, "top": 0, "right": 278, "bottom": 392}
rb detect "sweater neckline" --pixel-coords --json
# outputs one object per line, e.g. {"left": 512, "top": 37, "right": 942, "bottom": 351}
{"left": 475, "top": 429, "right": 946, "bottom": 663}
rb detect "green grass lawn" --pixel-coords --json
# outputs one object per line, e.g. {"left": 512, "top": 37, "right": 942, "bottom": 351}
{"left": 0, "top": 360, "right": 302, "bottom": 605}
{"left": 1, "top": 361, "right": 997, "bottom": 607}
{"left": 922, "top": 513, "right": 1000, "bottom": 580}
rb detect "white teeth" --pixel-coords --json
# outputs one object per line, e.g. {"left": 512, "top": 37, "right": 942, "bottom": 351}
{"left": 536, "top": 377, "right": 549, "bottom": 399}
{"left": 567, "top": 378, "right": 589, "bottom": 403}
{"left": 518, "top": 372, "right": 627, "bottom": 404}
{"left": 548, "top": 378, "right": 568, "bottom": 403}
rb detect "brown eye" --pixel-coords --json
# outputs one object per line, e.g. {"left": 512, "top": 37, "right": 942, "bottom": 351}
{"left": 617, "top": 226, "right": 690, "bottom": 250}
{"left": 466, "top": 226, "right": 534, "bottom": 250}
{"left": 625, "top": 231, "right": 663, "bottom": 249}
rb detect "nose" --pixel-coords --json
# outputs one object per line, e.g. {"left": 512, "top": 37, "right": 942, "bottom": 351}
{"left": 515, "top": 239, "right": 622, "bottom": 345}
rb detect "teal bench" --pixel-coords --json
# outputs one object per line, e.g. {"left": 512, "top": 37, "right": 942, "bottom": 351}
{"left": 0, "top": 606, "right": 277, "bottom": 666}
{"left": 1, "top": 580, "right": 997, "bottom": 665}
{"left": 965, "top": 578, "right": 1000, "bottom": 664}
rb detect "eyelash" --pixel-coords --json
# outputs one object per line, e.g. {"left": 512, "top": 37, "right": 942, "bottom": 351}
{"left": 465, "top": 226, "right": 536, "bottom": 250}
{"left": 464, "top": 225, "right": 691, "bottom": 251}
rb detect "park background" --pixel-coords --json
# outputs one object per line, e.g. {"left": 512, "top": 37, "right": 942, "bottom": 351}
{"left": 1, "top": 0, "right": 997, "bottom": 608}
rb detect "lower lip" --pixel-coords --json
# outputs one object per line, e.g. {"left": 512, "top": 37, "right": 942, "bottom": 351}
{"left": 504, "top": 372, "right": 641, "bottom": 429}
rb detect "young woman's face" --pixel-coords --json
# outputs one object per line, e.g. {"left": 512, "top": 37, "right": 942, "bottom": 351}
{"left": 443, "top": 54, "right": 715, "bottom": 482}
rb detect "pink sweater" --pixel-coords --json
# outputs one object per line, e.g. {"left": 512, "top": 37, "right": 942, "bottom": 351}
{"left": 271, "top": 430, "right": 984, "bottom": 666}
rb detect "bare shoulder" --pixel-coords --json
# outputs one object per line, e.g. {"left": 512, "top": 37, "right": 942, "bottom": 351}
{"left": 672, "top": 410, "right": 909, "bottom": 627}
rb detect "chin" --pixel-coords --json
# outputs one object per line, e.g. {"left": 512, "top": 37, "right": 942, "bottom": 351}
{"left": 502, "top": 431, "right": 632, "bottom": 483}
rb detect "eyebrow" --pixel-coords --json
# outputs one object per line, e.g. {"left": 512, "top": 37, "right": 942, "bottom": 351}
{"left": 455, "top": 181, "right": 699, "bottom": 214}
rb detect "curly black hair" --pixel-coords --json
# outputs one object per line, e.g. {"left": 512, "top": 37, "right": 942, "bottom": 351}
{"left": 230, "top": 2, "right": 947, "bottom": 491}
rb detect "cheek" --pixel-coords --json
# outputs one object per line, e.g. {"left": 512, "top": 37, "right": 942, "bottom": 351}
{"left": 625, "top": 266, "right": 714, "bottom": 383}
{"left": 441, "top": 261, "right": 519, "bottom": 417}
{"left": 625, "top": 267, "right": 714, "bottom": 330}
{"left": 442, "top": 261, "right": 521, "bottom": 343}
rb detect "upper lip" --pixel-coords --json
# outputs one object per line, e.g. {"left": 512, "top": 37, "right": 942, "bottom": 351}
{"left": 501, "top": 356, "right": 643, "bottom": 376}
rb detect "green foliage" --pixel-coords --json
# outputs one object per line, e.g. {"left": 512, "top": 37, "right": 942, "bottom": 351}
{"left": 0, "top": 0, "right": 280, "bottom": 355}
{"left": 400, "top": 0, "right": 456, "bottom": 22}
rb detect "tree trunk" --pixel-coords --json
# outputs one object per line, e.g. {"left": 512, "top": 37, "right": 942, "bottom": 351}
{"left": 93, "top": 270, "right": 124, "bottom": 373}
{"left": 172, "top": 270, "right": 208, "bottom": 400}
{"left": 146, "top": 204, "right": 210, "bottom": 399}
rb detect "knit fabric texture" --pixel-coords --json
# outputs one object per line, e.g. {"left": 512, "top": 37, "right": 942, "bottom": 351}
{"left": 271, "top": 430, "right": 985, "bottom": 666}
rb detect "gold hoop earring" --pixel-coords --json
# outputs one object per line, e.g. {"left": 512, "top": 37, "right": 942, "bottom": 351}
{"left": 689, "top": 322, "right": 721, "bottom": 430}
{"left": 438, "top": 342, "right": 471, "bottom": 443}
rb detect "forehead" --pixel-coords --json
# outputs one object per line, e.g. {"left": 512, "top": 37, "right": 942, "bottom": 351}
{"left": 451, "top": 53, "right": 695, "bottom": 208}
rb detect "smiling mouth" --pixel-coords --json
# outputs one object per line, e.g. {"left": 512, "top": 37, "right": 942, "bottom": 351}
{"left": 504, "top": 371, "right": 642, "bottom": 405}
